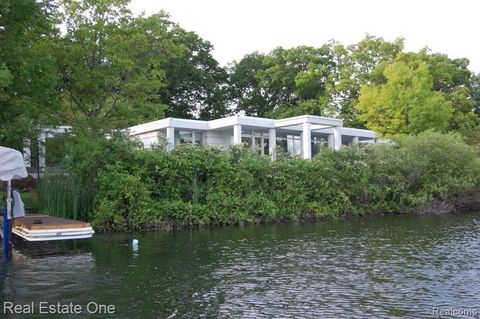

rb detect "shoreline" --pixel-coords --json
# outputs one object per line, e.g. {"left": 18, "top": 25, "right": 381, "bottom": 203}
{"left": 88, "top": 190, "right": 480, "bottom": 234}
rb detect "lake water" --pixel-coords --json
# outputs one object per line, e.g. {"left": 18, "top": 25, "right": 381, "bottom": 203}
{"left": 2, "top": 212, "right": 480, "bottom": 318}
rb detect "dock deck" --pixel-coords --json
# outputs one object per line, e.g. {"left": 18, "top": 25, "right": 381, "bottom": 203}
{"left": 11, "top": 214, "right": 94, "bottom": 241}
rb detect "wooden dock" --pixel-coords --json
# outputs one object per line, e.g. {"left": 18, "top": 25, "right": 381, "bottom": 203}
{"left": 11, "top": 214, "right": 94, "bottom": 241}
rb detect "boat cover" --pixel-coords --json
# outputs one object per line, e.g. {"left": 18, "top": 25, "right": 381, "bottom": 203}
{"left": 0, "top": 146, "right": 28, "bottom": 181}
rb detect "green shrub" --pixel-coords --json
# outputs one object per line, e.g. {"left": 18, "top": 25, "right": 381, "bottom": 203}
{"left": 79, "top": 131, "right": 480, "bottom": 231}
{"left": 36, "top": 172, "right": 92, "bottom": 221}
{"left": 397, "top": 131, "right": 480, "bottom": 199}
{"left": 37, "top": 130, "right": 143, "bottom": 223}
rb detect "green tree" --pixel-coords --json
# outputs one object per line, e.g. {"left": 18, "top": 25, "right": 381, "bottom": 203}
{"left": 331, "top": 36, "right": 405, "bottom": 127}
{"left": 228, "top": 46, "right": 336, "bottom": 118}
{"left": 227, "top": 52, "right": 270, "bottom": 116}
{"left": 358, "top": 60, "right": 453, "bottom": 136}
{"left": 396, "top": 50, "right": 478, "bottom": 130}
{"left": 52, "top": 0, "right": 181, "bottom": 131}
{"left": 159, "top": 22, "right": 228, "bottom": 120}
{"left": 0, "top": 63, "right": 12, "bottom": 101}
{"left": 471, "top": 73, "right": 480, "bottom": 115}
{"left": 228, "top": 36, "right": 404, "bottom": 123}
{"left": 0, "top": 0, "right": 59, "bottom": 149}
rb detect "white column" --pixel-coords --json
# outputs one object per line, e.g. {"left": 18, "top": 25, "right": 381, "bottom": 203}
{"left": 38, "top": 133, "right": 46, "bottom": 169}
{"left": 302, "top": 122, "right": 311, "bottom": 160}
{"left": 23, "top": 138, "right": 31, "bottom": 167}
{"left": 333, "top": 126, "right": 342, "bottom": 150}
{"left": 166, "top": 127, "right": 175, "bottom": 151}
{"left": 327, "top": 134, "right": 334, "bottom": 149}
{"left": 233, "top": 124, "right": 242, "bottom": 145}
{"left": 268, "top": 128, "right": 276, "bottom": 161}
{"left": 260, "top": 135, "right": 265, "bottom": 155}
{"left": 352, "top": 136, "right": 359, "bottom": 147}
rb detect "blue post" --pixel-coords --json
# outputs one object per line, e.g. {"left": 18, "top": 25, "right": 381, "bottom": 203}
{"left": 2, "top": 206, "right": 10, "bottom": 261}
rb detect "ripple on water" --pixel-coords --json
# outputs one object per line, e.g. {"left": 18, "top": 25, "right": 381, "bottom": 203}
{"left": 1, "top": 213, "right": 480, "bottom": 318}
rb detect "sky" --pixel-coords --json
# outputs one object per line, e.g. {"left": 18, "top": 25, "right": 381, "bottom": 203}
{"left": 129, "top": 0, "right": 480, "bottom": 73}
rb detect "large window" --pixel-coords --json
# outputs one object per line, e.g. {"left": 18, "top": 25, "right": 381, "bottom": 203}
{"left": 175, "top": 130, "right": 204, "bottom": 145}
{"left": 276, "top": 135, "right": 302, "bottom": 156}
{"left": 312, "top": 136, "right": 327, "bottom": 157}
{"left": 241, "top": 130, "right": 270, "bottom": 155}
{"left": 193, "top": 132, "right": 203, "bottom": 145}
{"left": 263, "top": 139, "right": 269, "bottom": 155}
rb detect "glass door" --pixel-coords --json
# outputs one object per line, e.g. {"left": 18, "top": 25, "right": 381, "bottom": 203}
{"left": 254, "top": 136, "right": 262, "bottom": 155}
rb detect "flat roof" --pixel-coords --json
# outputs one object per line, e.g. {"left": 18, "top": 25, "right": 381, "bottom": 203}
{"left": 128, "top": 115, "right": 375, "bottom": 138}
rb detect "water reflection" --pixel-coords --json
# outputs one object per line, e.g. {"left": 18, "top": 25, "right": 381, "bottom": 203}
{"left": 1, "top": 213, "right": 480, "bottom": 318}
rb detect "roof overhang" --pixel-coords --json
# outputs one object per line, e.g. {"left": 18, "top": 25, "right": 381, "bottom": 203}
{"left": 273, "top": 115, "right": 343, "bottom": 129}
{"left": 340, "top": 127, "right": 376, "bottom": 139}
{"left": 128, "top": 115, "right": 373, "bottom": 137}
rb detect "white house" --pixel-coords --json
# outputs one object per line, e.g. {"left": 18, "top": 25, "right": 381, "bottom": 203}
{"left": 21, "top": 115, "right": 377, "bottom": 171}
{"left": 128, "top": 114, "right": 377, "bottom": 160}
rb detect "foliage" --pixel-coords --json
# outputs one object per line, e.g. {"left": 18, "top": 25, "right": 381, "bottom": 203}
{"left": 4, "top": 2, "right": 480, "bottom": 232}
{"left": 358, "top": 60, "right": 453, "bottom": 136}
{"left": 0, "top": 0, "right": 60, "bottom": 149}
{"left": 330, "top": 36, "right": 405, "bottom": 126}
{"left": 49, "top": 0, "right": 231, "bottom": 131}
{"left": 158, "top": 20, "right": 229, "bottom": 119}
{"left": 461, "top": 125, "right": 480, "bottom": 146}
{"left": 51, "top": 0, "right": 178, "bottom": 130}
{"left": 2, "top": 0, "right": 480, "bottom": 147}
{"left": 396, "top": 131, "right": 480, "bottom": 197}
{"left": 470, "top": 73, "right": 480, "bottom": 116}
{"left": 227, "top": 36, "right": 480, "bottom": 134}
{"left": 90, "top": 132, "right": 480, "bottom": 231}
{"left": 227, "top": 36, "right": 405, "bottom": 124}
{"left": 228, "top": 46, "right": 337, "bottom": 118}
{"left": 394, "top": 50, "right": 478, "bottom": 131}
{"left": 36, "top": 173, "right": 91, "bottom": 221}
{"left": 36, "top": 130, "right": 142, "bottom": 221}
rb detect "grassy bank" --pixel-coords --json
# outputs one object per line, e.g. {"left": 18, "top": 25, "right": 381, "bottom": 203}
{"left": 79, "top": 131, "right": 477, "bottom": 231}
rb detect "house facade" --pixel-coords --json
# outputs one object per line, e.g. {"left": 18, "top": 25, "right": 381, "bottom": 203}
{"left": 128, "top": 114, "right": 377, "bottom": 160}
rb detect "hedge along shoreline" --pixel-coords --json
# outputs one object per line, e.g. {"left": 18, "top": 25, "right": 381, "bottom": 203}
{"left": 83, "top": 131, "right": 480, "bottom": 231}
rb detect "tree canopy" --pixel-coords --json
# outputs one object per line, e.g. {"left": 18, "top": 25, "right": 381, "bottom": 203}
{"left": 53, "top": 1, "right": 175, "bottom": 131}
{"left": 0, "top": 0, "right": 59, "bottom": 148}
{"left": 159, "top": 23, "right": 228, "bottom": 120}
{"left": 358, "top": 60, "right": 453, "bottom": 136}
{"left": 227, "top": 45, "right": 337, "bottom": 118}
{"left": 1, "top": 0, "right": 480, "bottom": 149}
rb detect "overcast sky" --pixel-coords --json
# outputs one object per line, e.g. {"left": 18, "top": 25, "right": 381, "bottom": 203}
{"left": 129, "top": 0, "right": 480, "bottom": 73}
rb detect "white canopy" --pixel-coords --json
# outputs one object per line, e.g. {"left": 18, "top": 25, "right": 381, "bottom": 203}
{"left": 0, "top": 146, "right": 28, "bottom": 181}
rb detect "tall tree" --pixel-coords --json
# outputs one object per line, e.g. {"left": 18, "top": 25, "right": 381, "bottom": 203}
{"left": 227, "top": 52, "right": 270, "bottom": 116}
{"left": 358, "top": 60, "right": 453, "bottom": 136}
{"left": 228, "top": 36, "right": 404, "bottom": 124}
{"left": 331, "top": 36, "right": 404, "bottom": 127}
{"left": 228, "top": 45, "right": 336, "bottom": 118}
{"left": 471, "top": 73, "right": 480, "bottom": 115}
{"left": 0, "top": 0, "right": 59, "bottom": 149}
{"left": 395, "top": 50, "right": 478, "bottom": 130}
{"left": 159, "top": 22, "right": 228, "bottom": 120}
{"left": 267, "top": 45, "right": 336, "bottom": 118}
{"left": 53, "top": 0, "right": 181, "bottom": 131}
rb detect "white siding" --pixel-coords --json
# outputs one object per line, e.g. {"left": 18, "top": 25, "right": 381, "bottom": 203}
{"left": 136, "top": 131, "right": 161, "bottom": 148}
{"left": 203, "top": 130, "right": 233, "bottom": 150}
{"left": 204, "top": 131, "right": 223, "bottom": 147}
{"left": 222, "top": 130, "right": 233, "bottom": 150}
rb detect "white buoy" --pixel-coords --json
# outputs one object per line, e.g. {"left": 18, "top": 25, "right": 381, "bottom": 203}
{"left": 132, "top": 239, "right": 139, "bottom": 250}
